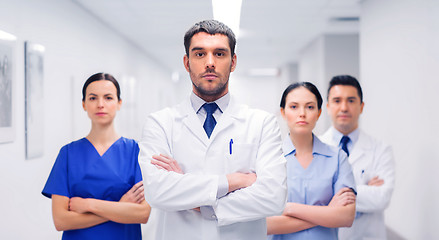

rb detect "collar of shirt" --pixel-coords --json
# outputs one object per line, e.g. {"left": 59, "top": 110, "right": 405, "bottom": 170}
{"left": 190, "top": 92, "right": 230, "bottom": 123}
{"left": 282, "top": 133, "right": 333, "bottom": 158}
{"left": 330, "top": 126, "right": 360, "bottom": 150}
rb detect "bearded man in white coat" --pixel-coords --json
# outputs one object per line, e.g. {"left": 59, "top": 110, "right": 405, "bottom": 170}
{"left": 320, "top": 75, "right": 395, "bottom": 240}
{"left": 138, "top": 20, "right": 287, "bottom": 240}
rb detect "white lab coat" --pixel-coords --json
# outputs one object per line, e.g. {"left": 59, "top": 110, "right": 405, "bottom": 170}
{"left": 320, "top": 127, "right": 395, "bottom": 240}
{"left": 138, "top": 97, "right": 287, "bottom": 240}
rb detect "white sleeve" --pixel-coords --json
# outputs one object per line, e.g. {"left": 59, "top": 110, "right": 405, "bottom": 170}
{"left": 356, "top": 143, "right": 395, "bottom": 213}
{"left": 139, "top": 111, "right": 219, "bottom": 211}
{"left": 214, "top": 114, "right": 287, "bottom": 226}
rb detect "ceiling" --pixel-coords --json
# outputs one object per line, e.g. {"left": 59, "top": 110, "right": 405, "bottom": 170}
{"left": 73, "top": 0, "right": 361, "bottom": 78}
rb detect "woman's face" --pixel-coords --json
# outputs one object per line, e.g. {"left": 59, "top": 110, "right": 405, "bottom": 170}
{"left": 281, "top": 87, "right": 321, "bottom": 135}
{"left": 82, "top": 80, "right": 121, "bottom": 126}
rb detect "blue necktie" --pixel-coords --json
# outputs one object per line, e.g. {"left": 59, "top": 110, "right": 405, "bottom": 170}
{"left": 340, "top": 136, "right": 350, "bottom": 156}
{"left": 203, "top": 103, "right": 218, "bottom": 138}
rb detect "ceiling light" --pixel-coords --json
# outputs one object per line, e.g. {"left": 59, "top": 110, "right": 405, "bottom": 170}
{"left": 0, "top": 30, "right": 17, "bottom": 41}
{"left": 212, "top": 0, "right": 242, "bottom": 37}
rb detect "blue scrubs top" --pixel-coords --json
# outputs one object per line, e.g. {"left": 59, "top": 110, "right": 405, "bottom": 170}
{"left": 42, "top": 137, "right": 142, "bottom": 240}
{"left": 271, "top": 135, "right": 356, "bottom": 240}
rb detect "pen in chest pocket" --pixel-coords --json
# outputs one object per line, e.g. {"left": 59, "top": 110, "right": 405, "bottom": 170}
{"left": 229, "top": 139, "right": 233, "bottom": 155}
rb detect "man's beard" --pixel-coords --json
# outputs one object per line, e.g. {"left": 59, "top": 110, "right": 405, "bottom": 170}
{"left": 192, "top": 78, "right": 229, "bottom": 97}
{"left": 190, "top": 67, "right": 230, "bottom": 98}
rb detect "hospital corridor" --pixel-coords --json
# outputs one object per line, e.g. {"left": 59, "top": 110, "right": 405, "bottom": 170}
{"left": 0, "top": 0, "right": 438, "bottom": 239}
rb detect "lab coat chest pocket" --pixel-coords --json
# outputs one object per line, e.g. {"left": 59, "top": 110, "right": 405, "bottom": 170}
{"left": 353, "top": 154, "right": 373, "bottom": 185}
{"left": 225, "top": 142, "right": 257, "bottom": 173}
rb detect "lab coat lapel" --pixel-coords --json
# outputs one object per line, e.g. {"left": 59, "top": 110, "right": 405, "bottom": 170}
{"left": 179, "top": 99, "right": 209, "bottom": 146}
{"left": 321, "top": 127, "right": 339, "bottom": 147}
{"left": 349, "top": 130, "right": 371, "bottom": 164}
{"left": 208, "top": 97, "right": 243, "bottom": 142}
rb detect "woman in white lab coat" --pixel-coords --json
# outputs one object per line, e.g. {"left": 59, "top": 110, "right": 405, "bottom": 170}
{"left": 267, "top": 82, "right": 356, "bottom": 240}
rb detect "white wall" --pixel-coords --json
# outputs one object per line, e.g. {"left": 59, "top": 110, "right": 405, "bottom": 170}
{"left": 360, "top": 0, "right": 439, "bottom": 239}
{"left": 298, "top": 36, "right": 326, "bottom": 134}
{"left": 230, "top": 62, "right": 298, "bottom": 138}
{"left": 0, "top": 0, "right": 173, "bottom": 239}
{"left": 298, "top": 34, "right": 359, "bottom": 135}
{"left": 298, "top": 36, "right": 325, "bottom": 87}
{"left": 277, "top": 63, "right": 299, "bottom": 136}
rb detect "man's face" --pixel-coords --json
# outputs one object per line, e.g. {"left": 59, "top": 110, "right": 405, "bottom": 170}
{"left": 327, "top": 85, "right": 364, "bottom": 135}
{"left": 184, "top": 32, "right": 237, "bottom": 102}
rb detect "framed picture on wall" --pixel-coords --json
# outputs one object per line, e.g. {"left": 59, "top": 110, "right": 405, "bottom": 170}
{"left": 25, "top": 41, "right": 45, "bottom": 159}
{"left": 0, "top": 30, "right": 16, "bottom": 143}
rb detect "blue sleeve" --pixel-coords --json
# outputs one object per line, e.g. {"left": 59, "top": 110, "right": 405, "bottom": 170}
{"left": 333, "top": 149, "right": 357, "bottom": 194}
{"left": 42, "top": 145, "right": 70, "bottom": 198}
{"left": 133, "top": 142, "right": 142, "bottom": 183}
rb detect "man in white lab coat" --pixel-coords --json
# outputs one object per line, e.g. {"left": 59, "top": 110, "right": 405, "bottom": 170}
{"left": 138, "top": 20, "right": 287, "bottom": 240}
{"left": 320, "top": 75, "right": 395, "bottom": 240}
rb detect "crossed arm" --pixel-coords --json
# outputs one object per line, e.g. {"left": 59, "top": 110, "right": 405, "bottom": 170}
{"left": 152, "top": 154, "right": 256, "bottom": 197}
{"left": 51, "top": 181, "right": 151, "bottom": 231}
{"left": 267, "top": 188, "right": 356, "bottom": 235}
{"left": 357, "top": 145, "right": 395, "bottom": 213}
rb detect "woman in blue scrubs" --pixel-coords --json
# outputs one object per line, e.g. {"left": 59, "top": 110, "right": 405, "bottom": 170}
{"left": 267, "top": 82, "right": 356, "bottom": 240}
{"left": 42, "top": 73, "right": 150, "bottom": 240}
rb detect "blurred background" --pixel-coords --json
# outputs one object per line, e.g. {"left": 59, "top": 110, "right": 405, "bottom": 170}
{"left": 0, "top": 0, "right": 438, "bottom": 239}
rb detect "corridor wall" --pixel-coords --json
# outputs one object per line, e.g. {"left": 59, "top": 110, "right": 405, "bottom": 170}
{"left": 0, "top": 0, "right": 173, "bottom": 239}
{"left": 360, "top": 0, "right": 439, "bottom": 239}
